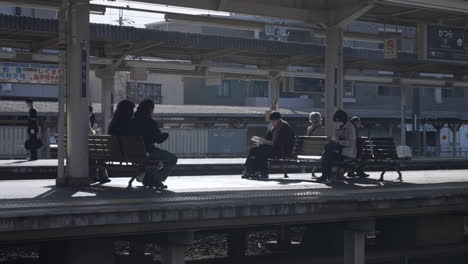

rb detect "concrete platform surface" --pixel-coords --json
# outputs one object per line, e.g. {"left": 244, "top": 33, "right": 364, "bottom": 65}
{"left": 1, "top": 170, "right": 468, "bottom": 243}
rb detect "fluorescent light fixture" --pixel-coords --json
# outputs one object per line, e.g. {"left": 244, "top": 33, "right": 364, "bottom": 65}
{"left": 280, "top": 71, "right": 324, "bottom": 78}
{"left": 126, "top": 61, "right": 196, "bottom": 71}
{"left": 207, "top": 66, "right": 269, "bottom": 76}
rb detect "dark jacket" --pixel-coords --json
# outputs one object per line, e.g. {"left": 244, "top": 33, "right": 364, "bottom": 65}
{"left": 27, "top": 108, "right": 38, "bottom": 136}
{"left": 266, "top": 120, "right": 295, "bottom": 157}
{"left": 129, "top": 111, "right": 168, "bottom": 153}
{"left": 108, "top": 119, "right": 131, "bottom": 136}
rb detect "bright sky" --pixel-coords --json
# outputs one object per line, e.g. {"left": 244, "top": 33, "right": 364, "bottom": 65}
{"left": 90, "top": 0, "right": 229, "bottom": 28}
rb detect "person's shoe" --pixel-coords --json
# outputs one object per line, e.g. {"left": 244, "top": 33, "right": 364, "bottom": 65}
{"left": 241, "top": 169, "right": 249, "bottom": 179}
{"left": 98, "top": 170, "right": 111, "bottom": 184}
{"left": 347, "top": 172, "right": 356, "bottom": 178}
{"left": 153, "top": 180, "right": 168, "bottom": 189}
{"left": 136, "top": 172, "right": 145, "bottom": 182}
{"left": 357, "top": 172, "right": 370, "bottom": 178}
{"left": 142, "top": 175, "right": 152, "bottom": 187}
{"left": 316, "top": 176, "right": 328, "bottom": 182}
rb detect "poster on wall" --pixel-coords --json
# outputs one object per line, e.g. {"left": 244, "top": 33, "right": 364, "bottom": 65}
{"left": 0, "top": 62, "right": 59, "bottom": 84}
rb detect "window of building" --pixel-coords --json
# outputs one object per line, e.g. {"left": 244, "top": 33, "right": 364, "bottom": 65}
{"left": 344, "top": 81, "right": 355, "bottom": 97}
{"left": 248, "top": 81, "right": 269, "bottom": 97}
{"left": 217, "top": 80, "right": 231, "bottom": 97}
{"left": 15, "top": 7, "right": 22, "bottom": 16}
{"left": 442, "top": 88, "right": 464, "bottom": 98}
{"left": 126, "top": 82, "right": 162, "bottom": 104}
{"left": 378, "top": 86, "right": 400, "bottom": 96}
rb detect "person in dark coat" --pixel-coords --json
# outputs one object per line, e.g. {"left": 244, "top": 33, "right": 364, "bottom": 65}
{"left": 25, "top": 98, "right": 41, "bottom": 160}
{"left": 108, "top": 100, "right": 135, "bottom": 136}
{"left": 242, "top": 111, "right": 295, "bottom": 180}
{"left": 89, "top": 104, "right": 95, "bottom": 129}
{"left": 129, "top": 99, "right": 177, "bottom": 189}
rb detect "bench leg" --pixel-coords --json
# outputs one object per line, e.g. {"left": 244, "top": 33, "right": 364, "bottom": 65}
{"left": 379, "top": 170, "right": 386, "bottom": 182}
{"left": 127, "top": 176, "right": 136, "bottom": 189}
{"left": 282, "top": 165, "right": 289, "bottom": 178}
{"left": 396, "top": 168, "right": 403, "bottom": 182}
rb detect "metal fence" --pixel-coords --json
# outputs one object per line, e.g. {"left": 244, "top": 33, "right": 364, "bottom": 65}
{"left": 0, "top": 126, "right": 28, "bottom": 158}
{"left": 160, "top": 128, "right": 247, "bottom": 157}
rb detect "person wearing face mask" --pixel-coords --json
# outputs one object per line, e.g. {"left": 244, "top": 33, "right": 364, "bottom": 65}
{"left": 242, "top": 111, "right": 295, "bottom": 180}
{"left": 307, "top": 112, "right": 325, "bottom": 136}
{"left": 317, "top": 110, "right": 356, "bottom": 184}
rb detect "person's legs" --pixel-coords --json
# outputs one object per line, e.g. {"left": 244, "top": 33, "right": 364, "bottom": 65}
{"left": 148, "top": 148, "right": 178, "bottom": 182}
{"left": 320, "top": 151, "right": 340, "bottom": 182}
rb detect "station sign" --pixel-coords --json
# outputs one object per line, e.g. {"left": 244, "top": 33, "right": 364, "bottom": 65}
{"left": 384, "top": 39, "right": 397, "bottom": 59}
{"left": 0, "top": 62, "right": 59, "bottom": 84}
{"left": 427, "top": 25, "right": 468, "bottom": 62}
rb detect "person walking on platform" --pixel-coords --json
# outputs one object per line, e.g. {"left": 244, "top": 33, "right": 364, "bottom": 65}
{"left": 318, "top": 110, "right": 356, "bottom": 184}
{"left": 242, "top": 111, "right": 295, "bottom": 180}
{"left": 347, "top": 116, "right": 370, "bottom": 178}
{"left": 89, "top": 104, "right": 96, "bottom": 129}
{"left": 130, "top": 99, "right": 177, "bottom": 189}
{"left": 24, "top": 98, "right": 42, "bottom": 161}
{"left": 307, "top": 112, "right": 325, "bottom": 136}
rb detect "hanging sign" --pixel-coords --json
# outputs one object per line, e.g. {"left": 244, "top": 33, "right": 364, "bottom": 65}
{"left": 384, "top": 39, "right": 398, "bottom": 59}
{"left": 0, "top": 62, "right": 59, "bottom": 84}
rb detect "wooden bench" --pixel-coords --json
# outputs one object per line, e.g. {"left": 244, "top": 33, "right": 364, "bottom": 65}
{"left": 358, "top": 137, "right": 405, "bottom": 181}
{"left": 268, "top": 136, "right": 328, "bottom": 178}
{"left": 269, "top": 136, "right": 406, "bottom": 182}
{"left": 62, "top": 135, "right": 165, "bottom": 187}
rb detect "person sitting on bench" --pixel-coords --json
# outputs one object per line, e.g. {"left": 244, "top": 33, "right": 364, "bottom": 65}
{"left": 108, "top": 100, "right": 135, "bottom": 136}
{"left": 130, "top": 99, "right": 178, "bottom": 189}
{"left": 242, "top": 111, "right": 295, "bottom": 180}
{"left": 318, "top": 110, "right": 356, "bottom": 184}
{"left": 307, "top": 112, "right": 325, "bottom": 136}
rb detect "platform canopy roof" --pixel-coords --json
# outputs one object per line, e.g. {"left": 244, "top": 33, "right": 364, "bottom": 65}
{"left": 9, "top": 0, "right": 468, "bottom": 27}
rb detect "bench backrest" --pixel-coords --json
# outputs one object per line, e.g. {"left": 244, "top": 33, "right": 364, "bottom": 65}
{"left": 294, "top": 136, "right": 328, "bottom": 156}
{"left": 62, "top": 135, "right": 122, "bottom": 161}
{"left": 363, "top": 137, "right": 398, "bottom": 160}
{"left": 61, "top": 135, "right": 147, "bottom": 162}
{"left": 371, "top": 137, "right": 398, "bottom": 160}
{"left": 88, "top": 135, "right": 122, "bottom": 161}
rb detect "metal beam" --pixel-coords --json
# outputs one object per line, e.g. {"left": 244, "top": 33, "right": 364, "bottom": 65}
{"left": 31, "top": 37, "right": 59, "bottom": 52}
{"left": 330, "top": 1, "right": 375, "bottom": 28}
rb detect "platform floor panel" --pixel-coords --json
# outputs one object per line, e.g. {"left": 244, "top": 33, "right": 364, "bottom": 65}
{"left": 0, "top": 158, "right": 246, "bottom": 168}
{"left": 1, "top": 170, "right": 468, "bottom": 242}
{"left": 1, "top": 170, "right": 468, "bottom": 209}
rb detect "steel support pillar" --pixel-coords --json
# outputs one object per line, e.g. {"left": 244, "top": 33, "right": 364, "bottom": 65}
{"left": 227, "top": 230, "right": 247, "bottom": 260}
{"left": 40, "top": 117, "right": 50, "bottom": 159}
{"left": 400, "top": 84, "right": 408, "bottom": 146}
{"left": 161, "top": 232, "right": 194, "bottom": 264}
{"left": 269, "top": 77, "right": 280, "bottom": 111}
{"left": 58, "top": 0, "right": 90, "bottom": 186}
{"left": 56, "top": 0, "right": 67, "bottom": 184}
{"left": 98, "top": 70, "right": 114, "bottom": 134}
{"left": 324, "top": 27, "right": 344, "bottom": 136}
{"left": 344, "top": 230, "right": 365, "bottom": 264}
{"left": 344, "top": 219, "right": 375, "bottom": 264}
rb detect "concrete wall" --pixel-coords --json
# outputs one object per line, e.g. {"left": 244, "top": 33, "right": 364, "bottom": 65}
{"left": 110, "top": 71, "right": 184, "bottom": 105}
{"left": 183, "top": 78, "right": 247, "bottom": 106}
